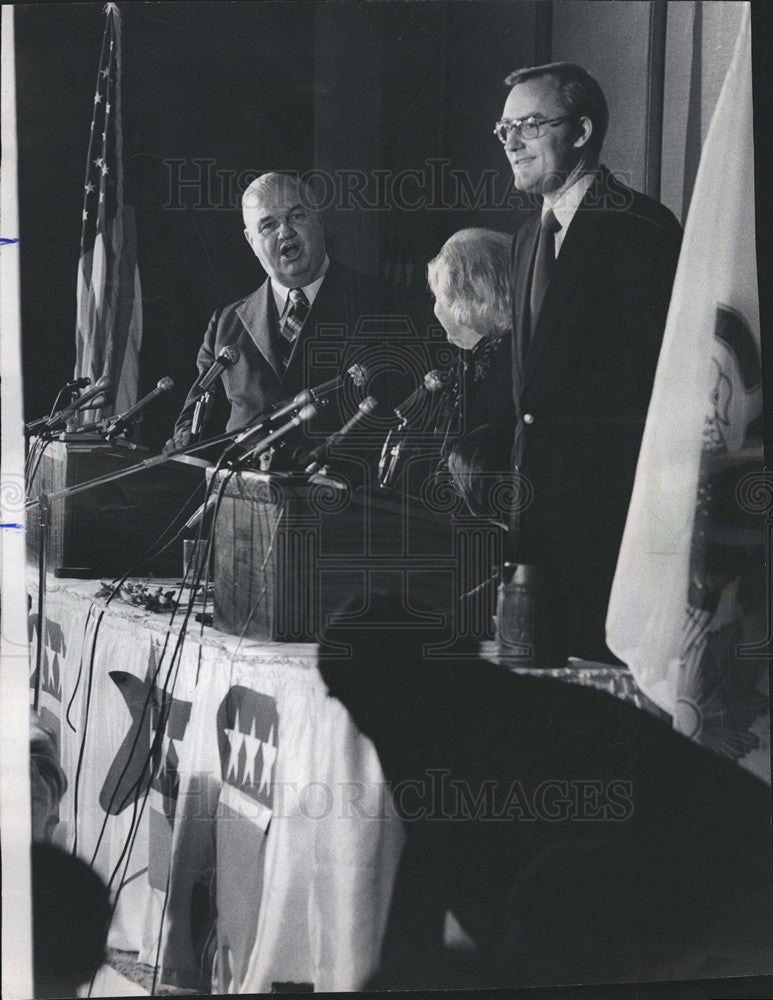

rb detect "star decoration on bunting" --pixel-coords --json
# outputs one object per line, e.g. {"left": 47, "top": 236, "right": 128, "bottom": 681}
{"left": 43, "top": 647, "right": 62, "bottom": 699}
{"left": 242, "top": 718, "right": 262, "bottom": 787}
{"left": 216, "top": 689, "right": 279, "bottom": 807}
{"left": 257, "top": 725, "right": 277, "bottom": 794}
{"left": 85, "top": 181, "right": 94, "bottom": 194}
{"left": 221, "top": 708, "right": 278, "bottom": 793}
{"left": 224, "top": 708, "right": 243, "bottom": 781}
{"left": 94, "top": 92, "right": 103, "bottom": 105}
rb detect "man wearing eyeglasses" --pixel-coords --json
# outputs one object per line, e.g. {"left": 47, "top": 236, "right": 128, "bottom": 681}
{"left": 497, "top": 62, "right": 682, "bottom": 667}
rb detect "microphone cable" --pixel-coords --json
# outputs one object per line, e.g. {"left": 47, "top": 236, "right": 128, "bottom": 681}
{"left": 26, "top": 436, "right": 52, "bottom": 496}
{"left": 94, "top": 469, "right": 221, "bottom": 868}
{"left": 72, "top": 479, "right": 211, "bottom": 860}
{"left": 102, "top": 450, "right": 233, "bottom": 890}
{"left": 101, "top": 479, "right": 207, "bottom": 597}
{"left": 85, "top": 456, "right": 227, "bottom": 874}
{"left": 101, "top": 468, "right": 232, "bottom": 994}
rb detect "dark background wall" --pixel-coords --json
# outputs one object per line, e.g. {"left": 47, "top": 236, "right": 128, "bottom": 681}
{"left": 14, "top": 1, "right": 769, "bottom": 454}
{"left": 15, "top": 0, "right": 543, "bottom": 450}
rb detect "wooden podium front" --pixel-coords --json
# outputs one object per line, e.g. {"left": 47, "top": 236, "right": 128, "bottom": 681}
{"left": 26, "top": 438, "right": 207, "bottom": 578}
{"left": 210, "top": 467, "right": 505, "bottom": 644}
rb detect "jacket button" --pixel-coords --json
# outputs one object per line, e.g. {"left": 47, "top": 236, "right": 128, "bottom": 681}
{"left": 523, "top": 413, "right": 534, "bottom": 424}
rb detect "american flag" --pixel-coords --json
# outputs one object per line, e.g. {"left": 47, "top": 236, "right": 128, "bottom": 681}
{"left": 74, "top": 2, "right": 142, "bottom": 421}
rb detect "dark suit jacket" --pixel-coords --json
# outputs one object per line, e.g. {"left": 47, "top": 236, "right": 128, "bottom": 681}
{"left": 434, "top": 337, "right": 515, "bottom": 446}
{"left": 459, "top": 335, "right": 516, "bottom": 435}
{"left": 175, "top": 260, "right": 407, "bottom": 443}
{"left": 509, "top": 166, "right": 682, "bottom": 663}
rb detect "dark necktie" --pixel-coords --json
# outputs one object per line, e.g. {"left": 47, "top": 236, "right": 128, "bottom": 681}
{"left": 280, "top": 287, "right": 309, "bottom": 369}
{"left": 528, "top": 208, "right": 562, "bottom": 338}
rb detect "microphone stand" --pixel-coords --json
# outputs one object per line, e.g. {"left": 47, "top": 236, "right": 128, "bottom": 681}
{"left": 24, "top": 424, "right": 252, "bottom": 513}
{"left": 25, "top": 382, "right": 309, "bottom": 507}
{"left": 378, "top": 419, "right": 408, "bottom": 489}
{"left": 189, "top": 389, "right": 212, "bottom": 442}
{"left": 25, "top": 383, "right": 85, "bottom": 436}
{"left": 33, "top": 494, "right": 49, "bottom": 713}
{"left": 24, "top": 397, "right": 338, "bottom": 681}
{"left": 24, "top": 424, "right": 251, "bottom": 707}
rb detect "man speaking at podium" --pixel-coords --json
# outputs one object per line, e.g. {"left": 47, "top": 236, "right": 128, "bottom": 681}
{"left": 167, "top": 171, "right": 394, "bottom": 451}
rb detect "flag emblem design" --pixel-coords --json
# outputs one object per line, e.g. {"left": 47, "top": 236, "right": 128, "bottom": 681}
{"left": 673, "top": 305, "right": 766, "bottom": 758}
{"left": 28, "top": 613, "right": 65, "bottom": 740}
{"left": 99, "top": 645, "right": 192, "bottom": 818}
{"left": 216, "top": 686, "right": 279, "bottom": 829}
{"left": 214, "top": 686, "right": 279, "bottom": 991}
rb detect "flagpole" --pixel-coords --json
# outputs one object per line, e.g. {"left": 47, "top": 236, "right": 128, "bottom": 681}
{"left": 1, "top": 4, "right": 35, "bottom": 998}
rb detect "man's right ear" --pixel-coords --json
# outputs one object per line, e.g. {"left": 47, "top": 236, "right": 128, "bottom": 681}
{"left": 573, "top": 116, "right": 593, "bottom": 152}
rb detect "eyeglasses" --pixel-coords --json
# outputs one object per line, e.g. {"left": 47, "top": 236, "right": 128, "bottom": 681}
{"left": 493, "top": 115, "right": 573, "bottom": 144}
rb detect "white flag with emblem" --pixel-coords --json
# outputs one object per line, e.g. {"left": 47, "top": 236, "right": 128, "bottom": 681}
{"left": 606, "top": 4, "right": 769, "bottom": 782}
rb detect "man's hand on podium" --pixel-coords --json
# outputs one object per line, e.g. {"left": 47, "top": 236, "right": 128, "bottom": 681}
{"left": 163, "top": 425, "right": 192, "bottom": 455}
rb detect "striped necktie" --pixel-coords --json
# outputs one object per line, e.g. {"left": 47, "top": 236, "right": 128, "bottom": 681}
{"left": 527, "top": 208, "right": 561, "bottom": 339}
{"left": 280, "top": 287, "right": 309, "bottom": 368}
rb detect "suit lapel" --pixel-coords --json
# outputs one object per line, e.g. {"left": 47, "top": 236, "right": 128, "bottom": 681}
{"left": 523, "top": 175, "right": 607, "bottom": 386}
{"left": 235, "top": 281, "right": 284, "bottom": 378}
{"left": 302, "top": 261, "right": 345, "bottom": 332}
{"left": 514, "top": 216, "right": 540, "bottom": 391}
{"left": 235, "top": 262, "right": 347, "bottom": 389}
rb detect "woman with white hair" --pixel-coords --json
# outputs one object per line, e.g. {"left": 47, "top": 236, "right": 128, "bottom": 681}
{"left": 426, "top": 228, "right": 515, "bottom": 520}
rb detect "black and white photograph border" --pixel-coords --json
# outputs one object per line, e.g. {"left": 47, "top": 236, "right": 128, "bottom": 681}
{"left": 2, "top": 2, "right": 773, "bottom": 998}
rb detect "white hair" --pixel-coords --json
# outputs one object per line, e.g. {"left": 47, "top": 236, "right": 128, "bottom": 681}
{"left": 427, "top": 228, "right": 513, "bottom": 338}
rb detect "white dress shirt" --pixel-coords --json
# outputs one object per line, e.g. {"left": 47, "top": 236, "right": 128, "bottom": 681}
{"left": 272, "top": 255, "right": 330, "bottom": 321}
{"left": 542, "top": 172, "right": 596, "bottom": 258}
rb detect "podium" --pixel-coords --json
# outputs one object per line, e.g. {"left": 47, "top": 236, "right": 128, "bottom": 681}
{"left": 26, "top": 438, "right": 207, "bottom": 578}
{"left": 210, "top": 467, "right": 505, "bottom": 644}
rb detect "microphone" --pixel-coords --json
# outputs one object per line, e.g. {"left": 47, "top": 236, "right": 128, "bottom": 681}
{"left": 65, "top": 376, "right": 91, "bottom": 391}
{"left": 231, "top": 364, "right": 369, "bottom": 450}
{"left": 102, "top": 376, "right": 175, "bottom": 440}
{"left": 26, "top": 376, "right": 91, "bottom": 431}
{"left": 181, "top": 492, "right": 219, "bottom": 535}
{"left": 194, "top": 345, "right": 240, "bottom": 393}
{"left": 378, "top": 427, "right": 406, "bottom": 489}
{"left": 45, "top": 376, "right": 115, "bottom": 430}
{"left": 189, "top": 392, "right": 210, "bottom": 441}
{"left": 377, "top": 368, "right": 454, "bottom": 488}
{"left": 238, "top": 403, "right": 319, "bottom": 464}
{"left": 394, "top": 368, "right": 454, "bottom": 426}
{"left": 297, "top": 396, "right": 378, "bottom": 472}
{"left": 308, "top": 363, "right": 369, "bottom": 403}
